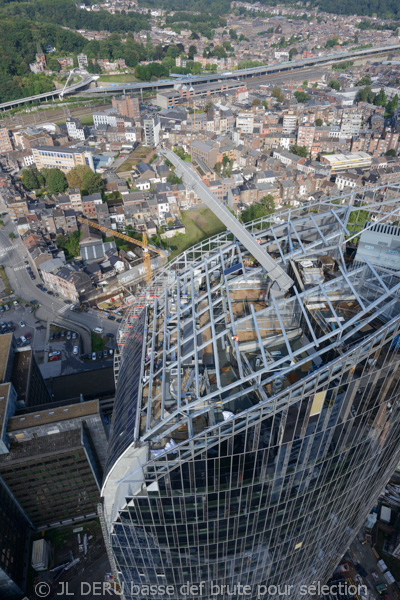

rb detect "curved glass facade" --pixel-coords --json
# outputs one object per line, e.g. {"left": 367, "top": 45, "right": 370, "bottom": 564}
{"left": 102, "top": 198, "right": 400, "bottom": 600}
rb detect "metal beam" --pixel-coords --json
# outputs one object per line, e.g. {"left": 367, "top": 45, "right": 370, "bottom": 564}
{"left": 161, "top": 148, "right": 294, "bottom": 292}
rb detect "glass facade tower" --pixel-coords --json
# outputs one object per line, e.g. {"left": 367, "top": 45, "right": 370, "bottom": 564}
{"left": 101, "top": 196, "right": 400, "bottom": 599}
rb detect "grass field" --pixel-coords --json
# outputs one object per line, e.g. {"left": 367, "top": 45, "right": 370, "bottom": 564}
{"left": 91, "top": 332, "right": 105, "bottom": 352}
{"left": 80, "top": 115, "right": 94, "bottom": 126}
{"left": 168, "top": 209, "right": 226, "bottom": 259}
{"left": 0, "top": 266, "right": 12, "bottom": 296}
{"left": 98, "top": 73, "right": 139, "bottom": 83}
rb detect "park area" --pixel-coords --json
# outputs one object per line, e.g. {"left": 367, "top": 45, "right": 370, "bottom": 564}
{"left": 97, "top": 73, "right": 139, "bottom": 84}
{"left": 168, "top": 208, "right": 226, "bottom": 259}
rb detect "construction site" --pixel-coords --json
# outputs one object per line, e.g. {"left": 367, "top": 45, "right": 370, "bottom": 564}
{"left": 98, "top": 158, "right": 400, "bottom": 599}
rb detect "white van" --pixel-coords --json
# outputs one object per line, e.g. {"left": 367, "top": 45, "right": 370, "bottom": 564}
{"left": 93, "top": 327, "right": 104, "bottom": 334}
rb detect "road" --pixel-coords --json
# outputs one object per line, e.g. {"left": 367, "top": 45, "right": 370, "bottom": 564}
{"left": 0, "top": 213, "right": 119, "bottom": 355}
{"left": 83, "top": 43, "right": 400, "bottom": 96}
{"left": 0, "top": 74, "right": 94, "bottom": 110}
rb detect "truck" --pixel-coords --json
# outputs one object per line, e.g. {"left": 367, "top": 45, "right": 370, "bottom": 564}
{"left": 31, "top": 539, "right": 51, "bottom": 572}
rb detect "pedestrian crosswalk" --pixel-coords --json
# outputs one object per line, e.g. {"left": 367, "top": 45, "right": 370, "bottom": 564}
{"left": 58, "top": 304, "right": 70, "bottom": 314}
{"left": 13, "top": 265, "right": 25, "bottom": 272}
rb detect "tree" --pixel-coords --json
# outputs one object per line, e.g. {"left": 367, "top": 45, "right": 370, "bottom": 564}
{"left": 356, "top": 85, "right": 375, "bottom": 104}
{"left": 21, "top": 167, "right": 41, "bottom": 190}
{"left": 328, "top": 80, "right": 340, "bottom": 91}
{"left": 9, "top": 232, "right": 15, "bottom": 239}
{"left": 66, "top": 165, "right": 94, "bottom": 189}
{"left": 222, "top": 155, "right": 230, "bottom": 168}
{"left": 241, "top": 204, "right": 270, "bottom": 223}
{"left": 42, "top": 168, "right": 68, "bottom": 194}
{"left": 374, "top": 88, "right": 387, "bottom": 107}
{"left": 262, "top": 194, "right": 275, "bottom": 215}
{"left": 294, "top": 91, "right": 310, "bottom": 104}
{"left": 229, "top": 28, "right": 237, "bottom": 40}
{"left": 272, "top": 87, "right": 284, "bottom": 102}
{"left": 82, "top": 172, "right": 104, "bottom": 195}
{"left": 357, "top": 75, "right": 371, "bottom": 86}
{"left": 167, "top": 173, "right": 183, "bottom": 185}
{"left": 315, "top": 118, "right": 323, "bottom": 126}
{"left": 252, "top": 98, "right": 261, "bottom": 106}
{"left": 385, "top": 149, "right": 397, "bottom": 157}
{"left": 326, "top": 36, "right": 339, "bottom": 48}
{"left": 214, "top": 162, "right": 222, "bottom": 174}
{"left": 46, "top": 56, "right": 61, "bottom": 72}
{"left": 385, "top": 94, "right": 399, "bottom": 117}
{"left": 57, "top": 231, "right": 82, "bottom": 259}
{"left": 302, "top": 80, "right": 308, "bottom": 88}
{"left": 291, "top": 144, "right": 308, "bottom": 158}
{"left": 188, "top": 44, "right": 197, "bottom": 60}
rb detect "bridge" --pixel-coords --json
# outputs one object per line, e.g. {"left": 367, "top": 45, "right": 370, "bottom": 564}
{"left": 1, "top": 42, "right": 399, "bottom": 110}
{"left": 87, "top": 43, "right": 400, "bottom": 95}
{"left": 0, "top": 73, "right": 95, "bottom": 111}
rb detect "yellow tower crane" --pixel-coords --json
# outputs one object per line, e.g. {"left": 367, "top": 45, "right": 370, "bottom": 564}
{"left": 77, "top": 216, "right": 165, "bottom": 284}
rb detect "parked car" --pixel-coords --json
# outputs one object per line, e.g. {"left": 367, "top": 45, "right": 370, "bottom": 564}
{"left": 4, "top": 305, "right": 9, "bottom": 311}
{"left": 116, "top": 318, "right": 122, "bottom": 323}
{"left": 109, "top": 349, "right": 114, "bottom": 356}
{"left": 13, "top": 300, "right": 18, "bottom": 306}
{"left": 72, "top": 332, "right": 77, "bottom": 340}
{"left": 61, "top": 330, "right": 65, "bottom": 338}
{"left": 103, "top": 349, "right": 108, "bottom": 358}
{"left": 49, "top": 354, "right": 60, "bottom": 362}
{"left": 50, "top": 333, "right": 54, "bottom": 340}
{"left": 19, "top": 321, "right": 25, "bottom": 327}
{"left": 97, "top": 351, "right": 102, "bottom": 359}
{"left": 107, "top": 315, "right": 116, "bottom": 321}
{"left": 25, "top": 333, "right": 32, "bottom": 341}
{"left": 67, "top": 331, "right": 72, "bottom": 340}
{"left": 36, "top": 284, "right": 42, "bottom": 289}
{"left": 73, "top": 346, "right": 79, "bottom": 355}
{"left": 355, "top": 564, "right": 368, "bottom": 578}
{"left": 92, "top": 352, "right": 96, "bottom": 361}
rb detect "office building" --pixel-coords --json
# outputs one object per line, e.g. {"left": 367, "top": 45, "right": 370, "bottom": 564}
{"left": 32, "top": 145, "right": 94, "bottom": 173}
{"left": 320, "top": 151, "right": 372, "bottom": 173}
{"left": 100, "top": 180, "right": 400, "bottom": 599}
{"left": 0, "top": 334, "right": 51, "bottom": 408}
{"left": 0, "top": 477, "right": 31, "bottom": 599}
{"left": 112, "top": 95, "right": 141, "bottom": 123}
{"left": 0, "top": 400, "right": 107, "bottom": 529}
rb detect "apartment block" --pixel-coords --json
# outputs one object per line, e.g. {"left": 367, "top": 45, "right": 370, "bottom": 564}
{"left": 112, "top": 95, "right": 141, "bottom": 123}
{"left": 0, "top": 127, "right": 13, "bottom": 155}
